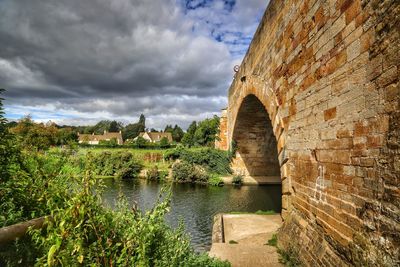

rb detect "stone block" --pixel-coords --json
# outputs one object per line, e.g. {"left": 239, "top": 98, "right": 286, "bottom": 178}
{"left": 346, "top": 39, "right": 361, "bottom": 62}
{"left": 324, "top": 107, "right": 337, "bottom": 121}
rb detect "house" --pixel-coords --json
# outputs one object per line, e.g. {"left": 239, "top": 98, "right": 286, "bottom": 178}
{"left": 78, "top": 130, "right": 123, "bottom": 145}
{"left": 134, "top": 132, "right": 173, "bottom": 143}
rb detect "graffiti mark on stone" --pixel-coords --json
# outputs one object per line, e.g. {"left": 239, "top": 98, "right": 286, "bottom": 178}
{"left": 314, "top": 165, "right": 326, "bottom": 203}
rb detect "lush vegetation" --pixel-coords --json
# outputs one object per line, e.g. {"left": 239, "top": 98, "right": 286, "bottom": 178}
{"left": 181, "top": 116, "right": 220, "bottom": 147}
{"left": 165, "top": 146, "right": 232, "bottom": 175}
{"left": 232, "top": 174, "right": 243, "bottom": 185}
{"left": 84, "top": 151, "right": 143, "bottom": 179}
{"left": 9, "top": 116, "right": 77, "bottom": 150}
{"left": 0, "top": 90, "right": 229, "bottom": 266}
{"left": 165, "top": 145, "right": 231, "bottom": 186}
{"left": 146, "top": 166, "right": 169, "bottom": 181}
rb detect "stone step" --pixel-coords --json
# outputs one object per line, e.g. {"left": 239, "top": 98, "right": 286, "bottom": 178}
{"left": 209, "top": 243, "right": 282, "bottom": 267}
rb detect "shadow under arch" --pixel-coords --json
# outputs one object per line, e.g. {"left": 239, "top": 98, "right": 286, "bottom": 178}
{"left": 232, "top": 94, "right": 281, "bottom": 185}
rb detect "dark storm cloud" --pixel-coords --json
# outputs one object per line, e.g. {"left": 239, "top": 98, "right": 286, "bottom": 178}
{"left": 0, "top": 0, "right": 265, "bottom": 128}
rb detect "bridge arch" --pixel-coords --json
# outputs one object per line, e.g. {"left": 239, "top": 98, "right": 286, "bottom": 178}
{"left": 226, "top": 76, "right": 292, "bottom": 216}
{"left": 232, "top": 94, "right": 280, "bottom": 179}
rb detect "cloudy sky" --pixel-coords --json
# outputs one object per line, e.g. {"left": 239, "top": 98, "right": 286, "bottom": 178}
{"left": 1, "top": 0, "right": 267, "bottom": 129}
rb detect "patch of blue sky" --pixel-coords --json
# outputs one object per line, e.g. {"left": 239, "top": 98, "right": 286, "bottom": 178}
{"left": 5, "top": 105, "right": 78, "bottom": 121}
{"left": 182, "top": 0, "right": 236, "bottom": 12}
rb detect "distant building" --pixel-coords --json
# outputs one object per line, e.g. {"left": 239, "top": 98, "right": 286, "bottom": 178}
{"left": 134, "top": 132, "right": 173, "bottom": 143}
{"left": 78, "top": 130, "right": 123, "bottom": 145}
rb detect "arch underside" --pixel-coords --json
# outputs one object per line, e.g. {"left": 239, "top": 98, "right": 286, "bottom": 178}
{"left": 232, "top": 94, "right": 281, "bottom": 184}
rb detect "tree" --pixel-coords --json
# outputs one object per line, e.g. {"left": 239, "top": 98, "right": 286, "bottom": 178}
{"left": 172, "top": 125, "right": 184, "bottom": 142}
{"left": 0, "top": 88, "right": 18, "bottom": 182}
{"left": 123, "top": 114, "right": 146, "bottom": 140}
{"left": 193, "top": 115, "right": 220, "bottom": 146}
{"left": 135, "top": 136, "right": 147, "bottom": 148}
{"left": 164, "top": 125, "right": 173, "bottom": 133}
{"left": 56, "top": 127, "right": 77, "bottom": 146}
{"left": 139, "top": 114, "right": 145, "bottom": 125}
{"left": 9, "top": 116, "right": 57, "bottom": 150}
{"left": 159, "top": 137, "right": 170, "bottom": 148}
{"left": 181, "top": 121, "right": 197, "bottom": 147}
{"left": 150, "top": 128, "right": 158, "bottom": 132}
{"left": 109, "top": 120, "right": 119, "bottom": 132}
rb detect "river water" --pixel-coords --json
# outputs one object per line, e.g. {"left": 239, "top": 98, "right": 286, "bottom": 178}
{"left": 102, "top": 179, "right": 281, "bottom": 252}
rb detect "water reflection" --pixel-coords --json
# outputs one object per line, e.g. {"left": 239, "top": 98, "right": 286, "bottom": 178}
{"left": 101, "top": 179, "right": 281, "bottom": 252}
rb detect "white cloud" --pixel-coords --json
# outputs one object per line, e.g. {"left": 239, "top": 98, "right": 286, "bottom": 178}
{"left": 1, "top": 0, "right": 266, "bottom": 128}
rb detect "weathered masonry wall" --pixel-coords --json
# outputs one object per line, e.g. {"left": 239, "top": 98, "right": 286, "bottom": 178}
{"left": 223, "top": 0, "right": 399, "bottom": 266}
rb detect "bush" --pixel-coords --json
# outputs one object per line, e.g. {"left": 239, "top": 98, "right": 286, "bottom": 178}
{"left": 208, "top": 174, "right": 224, "bottom": 186}
{"left": 86, "top": 151, "right": 142, "bottom": 179}
{"left": 146, "top": 166, "right": 168, "bottom": 181}
{"left": 165, "top": 147, "right": 232, "bottom": 175}
{"left": 171, "top": 161, "right": 209, "bottom": 183}
{"left": 232, "top": 174, "right": 243, "bottom": 185}
{"left": 172, "top": 161, "right": 195, "bottom": 182}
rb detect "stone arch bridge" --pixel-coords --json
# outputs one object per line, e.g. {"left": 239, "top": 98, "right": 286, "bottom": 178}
{"left": 216, "top": 0, "right": 399, "bottom": 266}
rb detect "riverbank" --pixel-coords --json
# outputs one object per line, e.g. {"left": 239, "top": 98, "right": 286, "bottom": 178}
{"left": 209, "top": 214, "right": 283, "bottom": 266}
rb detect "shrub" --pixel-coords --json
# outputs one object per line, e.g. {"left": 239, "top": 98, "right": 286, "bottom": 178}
{"left": 159, "top": 136, "right": 170, "bottom": 148}
{"left": 146, "top": 166, "right": 168, "bottom": 181}
{"left": 86, "top": 151, "right": 142, "bottom": 179}
{"left": 208, "top": 174, "right": 224, "bottom": 186}
{"left": 267, "top": 234, "right": 278, "bottom": 246}
{"left": 171, "top": 161, "right": 209, "bottom": 183}
{"left": 232, "top": 174, "right": 243, "bottom": 185}
{"left": 165, "top": 147, "right": 232, "bottom": 175}
{"left": 172, "top": 161, "right": 195, "bottom": 182}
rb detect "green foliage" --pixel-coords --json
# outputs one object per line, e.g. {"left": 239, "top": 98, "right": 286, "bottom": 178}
{"left": 181, "top": 121, "right": 197, "bottom": 146}
{"left": 166, "top": 124, "right": 184, "bottom": 142}
{"left": 181, "top": 116, "right": 220, "bottom": 147}
{"left": 228, "top": 240, "right": 238, "bottom": 244}
{"left": 255, "top": 210, "right": 276, "bottom": 215}
{"left": 146, "top": 166, "right": 168, "bottom": 181}
{"left": 193, "top": 115, "right": 220, "bottom": 146}
{"left": 277, "top": 245, "right": 302, "bottom": 267}
{"left": 87, "top": 151, "right": 142, "bottom": 179}
{"left": 82, "top": 120, "right": 123, "bottom": 135}
{"left": 0, "top": 151, "right": 73, "bottom": 228}
{"left": 9, "top": 117, "right": 77, "bottom": 150}
{"left": 265, "top": 233, "right": 301, "bottom": 267}
{"left": 0, "top": 92, "right": 229, "bottom": 267}
{"left": 267, "top": 234, "right": 278, "bottom": 246}
{"left": 229, "top": 210, "right": 276, "bottom": 215}
{"left": 232, "top": 174, "right": 243, "bottom": 185}
{"left": 228, "top": 140, "right": 238, "bottom": 159}
{"left": 171, "top": 161, "right": 208, "bottom": 183}
{"left": 159, "top": 136, "right": 170, "bottom": 148}
{"left": 98, "top": 137, "right": 118, "bottom": 147}
{"left": 109, "top": 120, "right": 120, "bottom": 132}
{"left": 208, "top": 174, "right": 224, "bottom": 186}
{"left": 165, "top": 146, "right": 232, "bottom": 175}
{"left": 26, "top": 173, "right": 228, "bottom": 266}
{"left": 135, "top": 136, "right": 148, "bottom": 148}
{"left": 122, "top": 114, "right": 145, "bottom": 140}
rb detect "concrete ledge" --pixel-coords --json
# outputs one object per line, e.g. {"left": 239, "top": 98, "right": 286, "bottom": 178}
{"left": 212, "top": 214, "right": 224, "bottom": 243}
{"left": 209, "top": 214, "right": 283, "bottom": 266}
